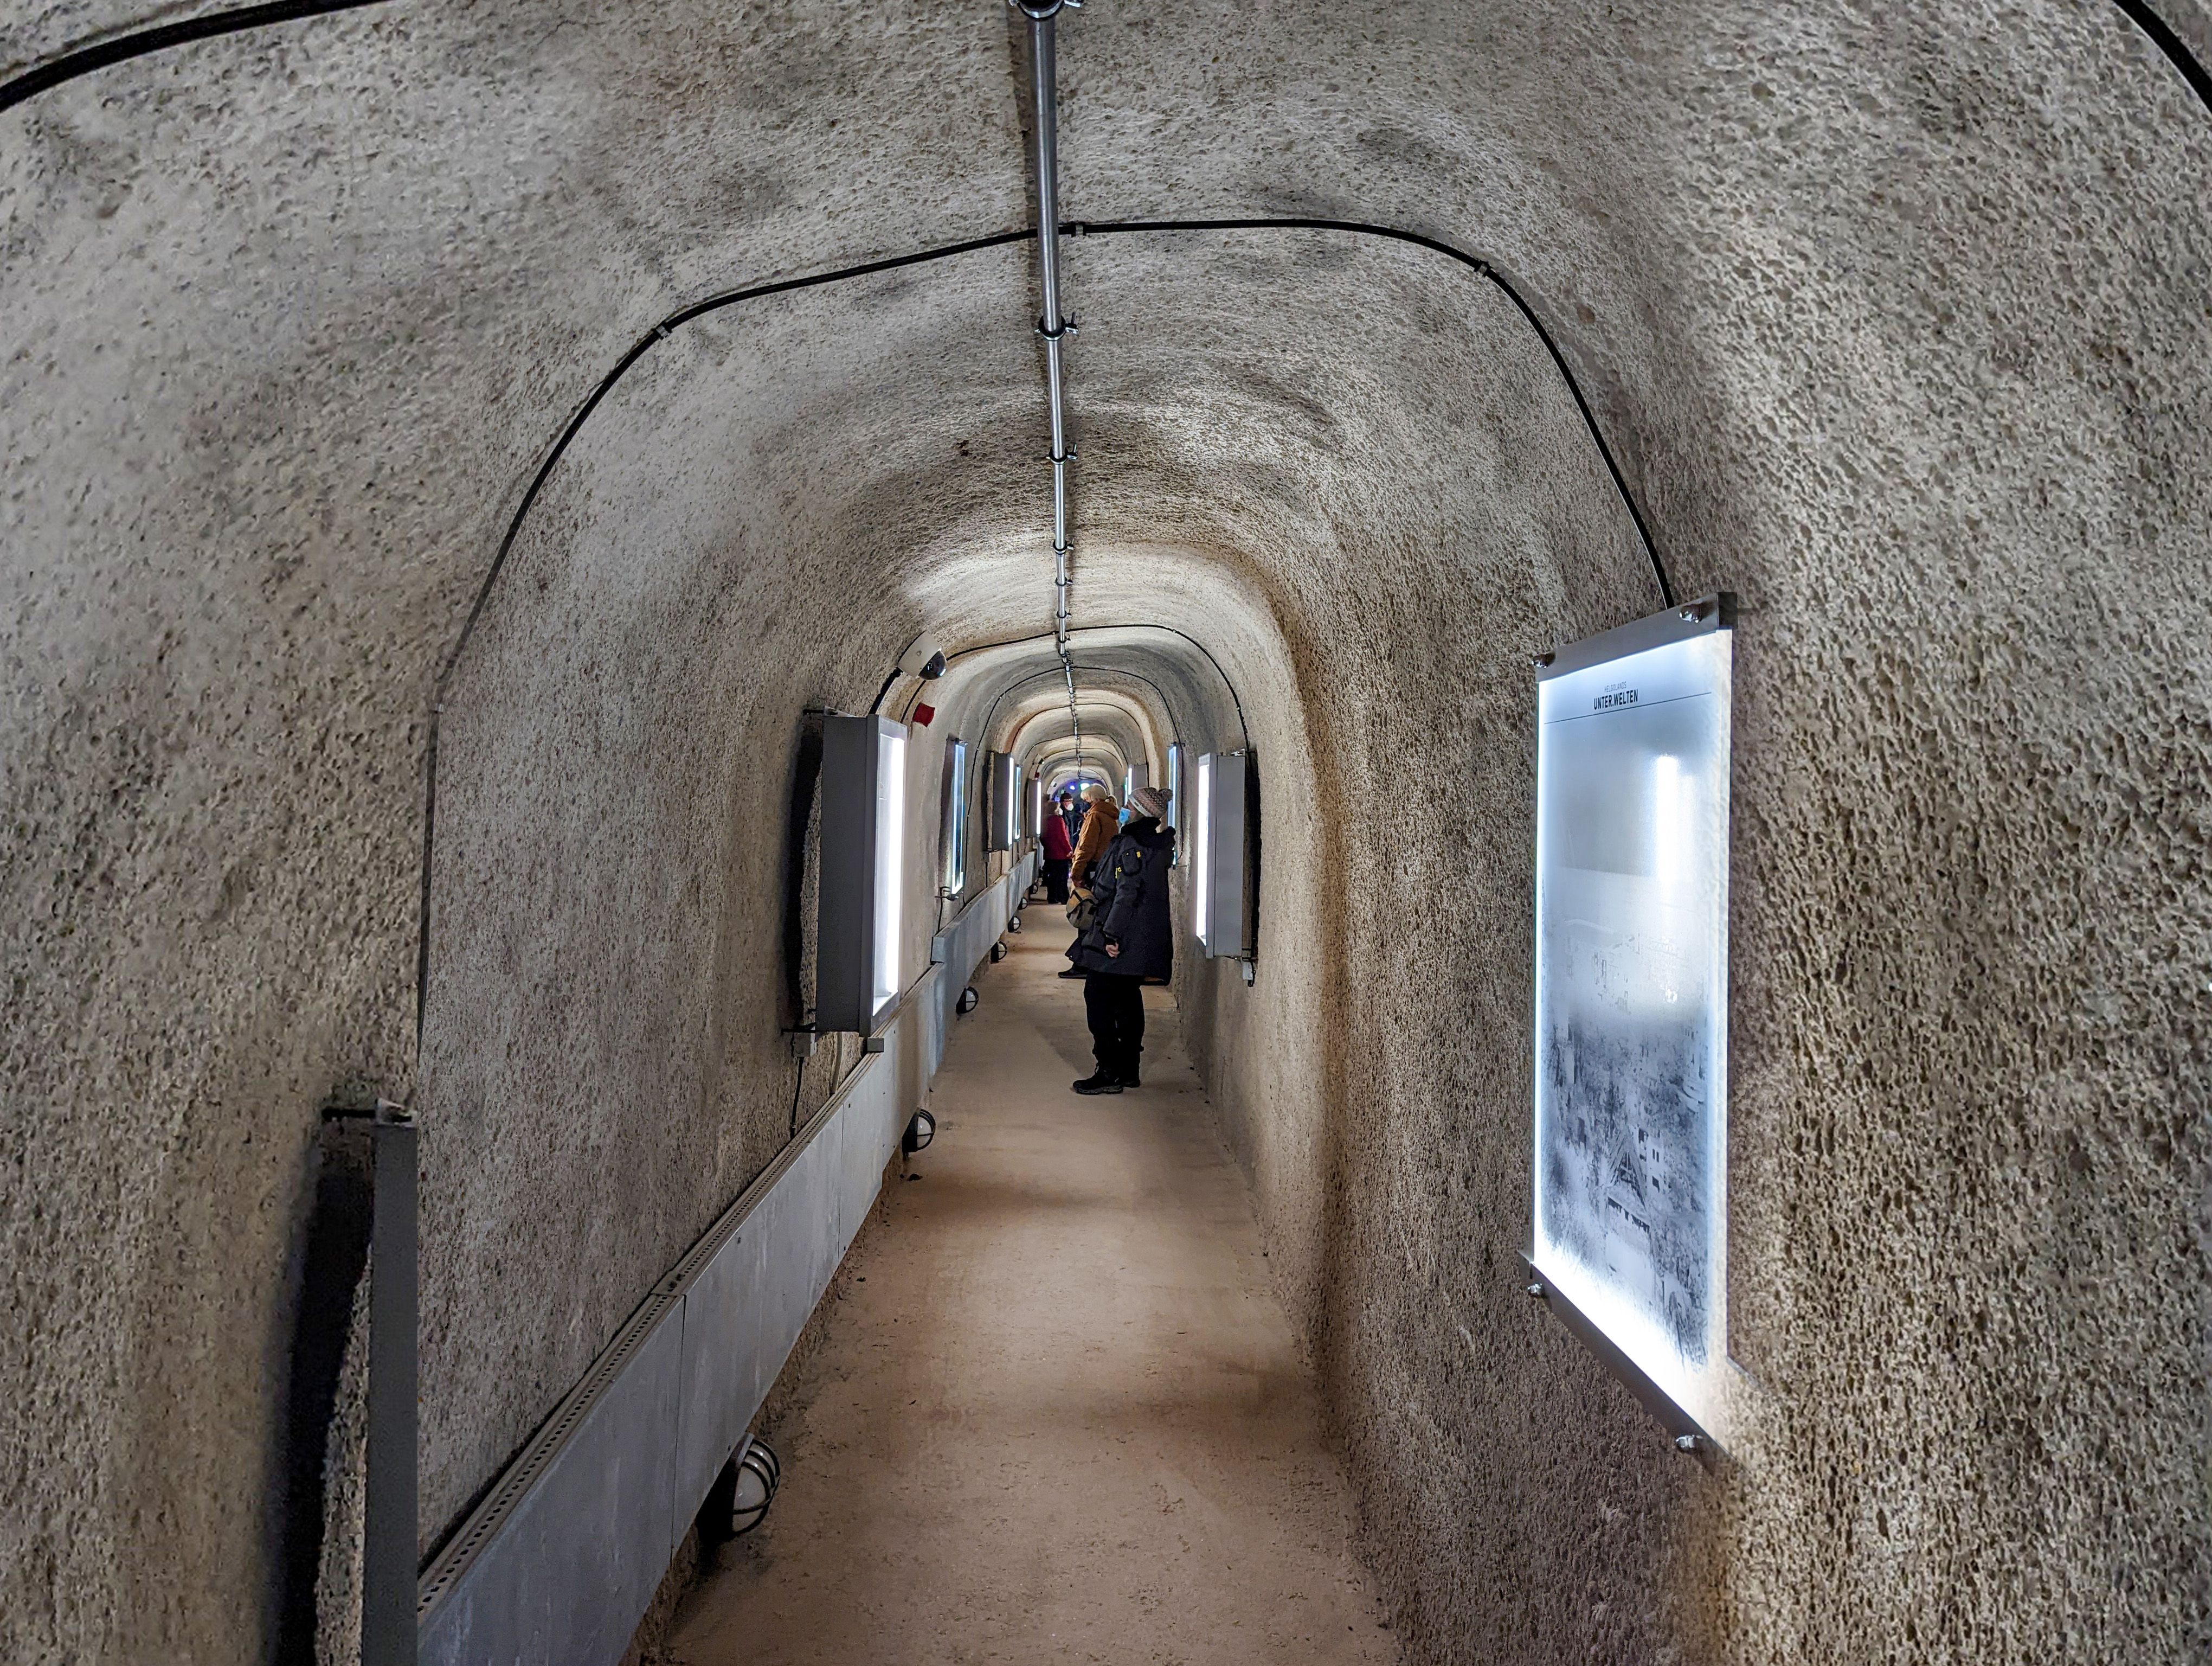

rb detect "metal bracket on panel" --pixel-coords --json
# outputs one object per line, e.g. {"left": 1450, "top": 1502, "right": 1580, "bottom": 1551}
{"left": 1538, "top": 592, "right": 1737, "bottom": 682}
{"left": 861, "top": 1035, "right": 886, "bottom": 1055}
{"left": 1519, "top": 1255, "right": 1722, "bottom": 1466}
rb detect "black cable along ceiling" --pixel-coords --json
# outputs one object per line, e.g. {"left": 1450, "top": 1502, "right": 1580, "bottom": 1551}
{"left": 5, "top": 0, "right": 2208, "bottom": 1029}
{"left": 5, "top": 0, "right": 2204, "bottom": 124}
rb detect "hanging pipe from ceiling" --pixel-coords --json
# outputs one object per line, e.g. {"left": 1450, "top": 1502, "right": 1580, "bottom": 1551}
{"left": 1014, "top": 0, "right": 1083, "bottom": 772}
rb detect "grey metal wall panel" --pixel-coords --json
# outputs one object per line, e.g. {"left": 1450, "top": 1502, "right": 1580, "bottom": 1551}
{"left": 1201, "top": 751, "right": 1250, "bottom": 958}
{"left": 816, "top": 714, "right": 875, "bottom": 1031}
{"left": 419, "top": 1310, "right": 683, "bottom": 1666}
{"left": 818, "top": 714, "right": 904, "bottom": 1033}
{"left": 858, "top": 1062, "right": 892, "bottom": 1212}
{"left": 420, "top": 864, "right": 1040, "bottom": 1666}
{"left": 670, "top": 1227, "right": 761, "bottom": 1524}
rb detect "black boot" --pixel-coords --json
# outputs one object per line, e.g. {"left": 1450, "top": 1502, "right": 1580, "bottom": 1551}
{"left": 1072, "top": 1071, "right": 1123, "bottom": 1095}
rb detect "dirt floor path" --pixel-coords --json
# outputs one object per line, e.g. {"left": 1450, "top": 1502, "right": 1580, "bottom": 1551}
{"left": 663, "top": 899, "right": 1399, "bottom": 1666}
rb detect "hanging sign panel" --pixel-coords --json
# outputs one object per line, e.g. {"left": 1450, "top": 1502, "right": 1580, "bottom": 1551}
{"left": 818, "top": 713, "right": 908, "bottom": 1034}
{"left": 1532, "top": 595, "right": 1734, "bottom": 1438}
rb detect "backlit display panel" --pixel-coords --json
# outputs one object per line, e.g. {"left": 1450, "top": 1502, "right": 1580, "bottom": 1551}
{"left": 1533, "top": 614, "right": 1733, "bottom": 1433}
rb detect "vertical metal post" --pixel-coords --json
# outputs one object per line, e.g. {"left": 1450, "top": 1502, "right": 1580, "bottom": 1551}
{"left": 1017, "top": 0, "right": 1084, "bottom": 768}
{"left": 365, "top": 1101, "right": 417, "bottom": 1666}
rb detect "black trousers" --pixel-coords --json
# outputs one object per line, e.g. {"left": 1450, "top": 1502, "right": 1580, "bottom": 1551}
{"left": 1083, "top": 973, "right": 1146, "bottom": 1080}
{"left": 1043, "top": 857, "right": 1071, "bottom": 904}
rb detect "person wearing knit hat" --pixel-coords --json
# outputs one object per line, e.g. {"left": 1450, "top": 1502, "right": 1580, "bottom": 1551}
{"left": 1066, "top": 785, "right": 1175, "bottom": 1093}
{"left": 1129, "top": 784, "right": 1170, "bottom": 822}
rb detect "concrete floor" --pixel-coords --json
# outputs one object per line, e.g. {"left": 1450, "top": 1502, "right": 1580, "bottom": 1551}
{"left": 663, "top": 901, "right": 1399, "bottom": 1666}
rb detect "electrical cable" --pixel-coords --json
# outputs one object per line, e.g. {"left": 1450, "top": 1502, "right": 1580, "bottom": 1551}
{"left": 1075, "top": 216, "right": 1675, "bottom": 607}
{"left": 925, "top": 623, "right": 1252, "bottom": 751}
{"left": 985, "top": 662, "right": 1182, "bottom": 758}
{"left": 6, "top": 0, "right": 2202, "bottom": 126}
{"left": 414, "top": 227, "right": 1028, "bottom": 1035}
{"left": 0, "top": 0, "right": 394, "bottom": 116}
{"left": 2112, "top": 0, "right": 2212, "bottom": 112}
{"left": 87, "top": 36, "right": 2144, "bottom": 1033}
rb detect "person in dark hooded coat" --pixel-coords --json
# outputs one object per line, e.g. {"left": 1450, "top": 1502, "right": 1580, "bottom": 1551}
{"left": 1068, "top": 784, "right": 1175, "bottom": 1093}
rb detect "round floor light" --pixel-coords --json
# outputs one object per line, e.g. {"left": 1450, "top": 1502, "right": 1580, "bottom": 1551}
{"left": 958, "top": 986, "right": 979, "bottom": 1014}
{"left": 903, "top": 1110, "right": 936, "bottom": 1153}
{"left": 731, "top": 1437, "right": 780, "bottom": 1536}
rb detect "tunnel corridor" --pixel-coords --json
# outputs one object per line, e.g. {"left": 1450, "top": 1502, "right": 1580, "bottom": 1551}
{"left": 663, "top": 904, "right": 1394, "bottom": 1665}
{"left": 4, "top": 2, "right": 2211, "bottom": 1664}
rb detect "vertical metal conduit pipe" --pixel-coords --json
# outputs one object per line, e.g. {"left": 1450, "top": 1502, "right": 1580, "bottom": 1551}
{"left": 1015, "top": 0, "right": 1083, "bottom": 770}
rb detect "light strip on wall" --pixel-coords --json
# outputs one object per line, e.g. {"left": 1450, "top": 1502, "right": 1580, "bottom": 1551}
{"left": 1193, "top": 753, "right": 1214, "bottom": 952}
{"left": 943, "top": 740, "right": 967, "bottom": 894}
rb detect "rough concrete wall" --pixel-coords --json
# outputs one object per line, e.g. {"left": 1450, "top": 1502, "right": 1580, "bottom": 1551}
{"left": 1053, "top": 5, "right": 2212, "bottom": 1662}
{"left": 6, "top": 2, "right": 2208, "bottom": 1662}
{"left": 415, "top": 246, "right": 1058, "bottom": 1545}
{"left": 1, "top": 5, "right": 1025, "bottom": 1655}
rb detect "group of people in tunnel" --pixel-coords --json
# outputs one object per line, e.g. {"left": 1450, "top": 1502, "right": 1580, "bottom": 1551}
{"left": 1040, "top": 781, "right": 1175, "bottom": 1095}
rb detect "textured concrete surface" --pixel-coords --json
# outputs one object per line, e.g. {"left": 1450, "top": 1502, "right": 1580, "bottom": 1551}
{"left": 662, "top": 904, "right": 1398, "bottom": 1666}
{"left": 3, "top": 3, "right": 2207, "bottom": 1664}
{"left": 2, "top": 5, "right": 1026, "bottom": 1655}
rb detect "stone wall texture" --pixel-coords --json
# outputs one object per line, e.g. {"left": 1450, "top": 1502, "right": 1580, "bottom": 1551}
{"left": 3, "top": 3, "right": 2206, "bottom": 1662}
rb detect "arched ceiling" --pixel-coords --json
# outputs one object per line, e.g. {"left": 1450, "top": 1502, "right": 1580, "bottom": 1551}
{"left": 4, "top": 3, "right": 2209, "bottom": 1661}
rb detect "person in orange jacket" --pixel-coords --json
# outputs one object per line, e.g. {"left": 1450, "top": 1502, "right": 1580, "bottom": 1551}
{"left": 1069, "top": 784, "right": 1118, "bottom": 894}
{"left": 1057, "top": 784, "right": 1121, "bottom": 981}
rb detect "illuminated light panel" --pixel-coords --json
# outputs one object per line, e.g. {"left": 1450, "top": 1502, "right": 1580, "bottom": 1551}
{"left": 943, "top": 740, "right": 968, "bottom": 894}
{"left": 1193, "top": 754, "right": 1214, "bottom": 952}
{"left": 1533, "top": 623, "right": 1733, "bottom": 1436}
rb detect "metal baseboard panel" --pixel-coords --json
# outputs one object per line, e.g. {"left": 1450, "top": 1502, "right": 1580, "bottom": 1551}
{"left": 925, "top": 857, "right": 1033, "bottom": 1081}
{"left": 418, "top": 861, "right": 1030, "bottom": 1664}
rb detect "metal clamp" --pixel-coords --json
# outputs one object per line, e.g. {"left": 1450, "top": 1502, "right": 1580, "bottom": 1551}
{"left": 1036, "top": 315, "right": 1078, "bottom": 340}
